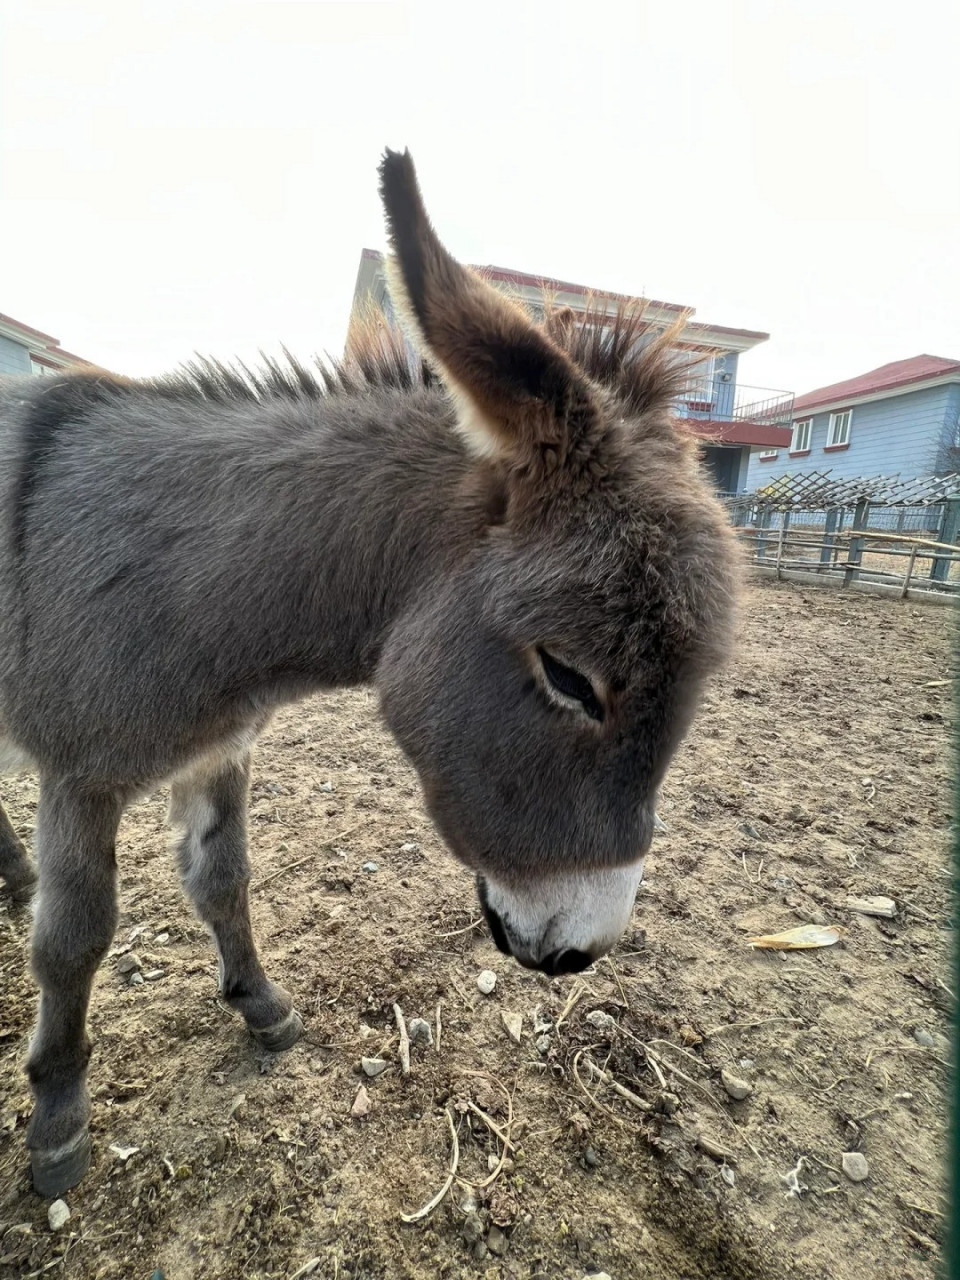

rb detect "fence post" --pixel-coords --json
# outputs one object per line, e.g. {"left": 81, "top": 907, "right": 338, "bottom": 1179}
{"left": 820, "top": 508, "right": 840, "bottom": 572}
{"left": 754, "top": 506, "right": 773, "bottom": 561}
{"left": 775, "top": 509, "right": 792, "bottom": 580}
{"left": 843, "top": 498, "right": 870, "bottom": 587}
{"left": 931, "top": 497, "right": 960, "bottom": 583}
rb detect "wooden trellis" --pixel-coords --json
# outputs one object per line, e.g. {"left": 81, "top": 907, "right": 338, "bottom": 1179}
{"left": 750, "top": 469, "right": 960, "bottom": 511}
{"left": 724, "top": 470, "right": 960, "bottom": 601}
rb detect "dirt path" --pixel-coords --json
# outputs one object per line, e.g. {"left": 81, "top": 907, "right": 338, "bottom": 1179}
{"left": 0, "top": 580, "right": 953, "bottom": 1280}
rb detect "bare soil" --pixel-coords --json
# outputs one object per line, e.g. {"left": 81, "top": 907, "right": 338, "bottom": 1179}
{"left": 0, "top": 579, "right": 954, "bottom": 1280}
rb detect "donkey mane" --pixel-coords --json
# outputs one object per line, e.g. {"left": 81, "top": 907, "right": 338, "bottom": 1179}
{"left": 147, "top": 292, "right": 703, "bottom": 426}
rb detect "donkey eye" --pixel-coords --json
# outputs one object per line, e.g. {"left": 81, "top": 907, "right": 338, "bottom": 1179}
{"left": 537, "top": 648, "right": 604, "bottom": 722}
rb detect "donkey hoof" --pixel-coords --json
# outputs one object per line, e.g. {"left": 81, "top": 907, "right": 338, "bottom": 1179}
{"left": 30, "top": 1130, "right": 92, "bottom": 1199}
{"left": 251, "top": 1008, "right": 303, "bottom": 1053}
{"left": 4, "top": 869, "right": 38, "bottom": 905}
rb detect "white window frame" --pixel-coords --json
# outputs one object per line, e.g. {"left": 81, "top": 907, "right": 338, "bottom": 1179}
{"left": 790, "top": 419, "right": 812, "bottom": 453}
{"left": 827, "top": 409, "right": 852, "bottom": 448}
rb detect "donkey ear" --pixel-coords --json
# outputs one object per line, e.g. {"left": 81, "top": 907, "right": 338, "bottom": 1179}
{"left": 378, "top": 149, "right": 600, "bottom": 462}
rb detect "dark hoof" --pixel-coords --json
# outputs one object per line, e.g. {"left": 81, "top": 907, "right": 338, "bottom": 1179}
{"left": 31, "top": 1129, "right": 92, "bottom": 1199}
{"left": 250, "top": 1008, "right": 303, "bottom": 1053}
{"left": 4, "top": 869, "right": 38, "bottom": 905}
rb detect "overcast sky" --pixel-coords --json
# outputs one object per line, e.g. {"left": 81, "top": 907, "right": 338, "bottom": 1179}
{"left": 2, "top": 0, "right": 957, "bottom": 398}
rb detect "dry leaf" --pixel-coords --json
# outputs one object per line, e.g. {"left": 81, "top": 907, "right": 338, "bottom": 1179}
{"left": 746, "top": 924, "right": 845, "bottom": 950}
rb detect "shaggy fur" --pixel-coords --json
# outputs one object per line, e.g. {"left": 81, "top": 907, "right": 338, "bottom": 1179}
{"left": 0, "top": 148, "right": 740, "bottom": 1198}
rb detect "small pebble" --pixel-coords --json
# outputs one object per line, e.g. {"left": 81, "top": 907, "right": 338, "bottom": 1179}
{"left": 129, "top": 972, "right": 145, "bottom": 987}
{"left": 912, "top": 1028, "right": 948, "bottom": 1054}
{"left": 319, "top": 782, "right": 335, "bottom": 793}
{"left": 48, "top": 1199, "right": 70, "bottom": 1231}
{"left": 399, "top": 842, "right": 420, "bottom": 854}
{"left": 585, "top": 1010, "right": 617, "bottom": 1033}
{"left": 477, "top": 970, "right": 497, "bottom": 995}
{"left": 847, "top": 896, "right": 896, "bottom": 919}
{"left": 656, "top": 1092, "right": 680, "bottom": 1116}
{"left": 154, "top": 932, "right": 170, "bottom": 946}
{"left": 486, "top": 1225, "right": 508, "bottom": 1256}
{"left": 720, "top": 1069, "right": 752, "bottom": 1101}
{"left": 583, "top": 1273, "right": 612, "bottom": 1280}
{"left": 361, "top": 1057, "right": 388, "bottom": 1078}
{"left": 362, "top": 862, "right": 379, "bottom": 874}
{"left": 462, "top": 1211, "right": 484, "bottom": 1246}
{"left": 116, "top": 953, "right": 141, "bottom": 975}
{"left": 351, "top": 1086, "right": 372, "bottom": 1118}
{"left": 842, "top": 1151, "right": 869, "bottom": 1183}
{"left": 720, "top": 1165, "right": 736, "bottom": 1187}
{"left": 408, "top": 1018, "right": 433, "bottom": 1047}
{"left": 584, "top": 1146, "right": 599, "bottom": 1167}
{"left": 536, "top": 1034, "right": 552, "bottom": 1054}
{"left": 739, "top": 1058, "right": 755, "bottom": 1070}
{"left": 109, "top": 1144, "right": 140, "bottom": 1162}
{"left": 501, "top": 1011, "right": 523, "bottom": 1044}
{"left": 143, "top": 969, "right": 165, "bottom": 982}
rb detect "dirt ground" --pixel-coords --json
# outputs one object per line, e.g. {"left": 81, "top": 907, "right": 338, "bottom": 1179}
{"left": 0, "top": 579, "right": 954, "bottom": 1280}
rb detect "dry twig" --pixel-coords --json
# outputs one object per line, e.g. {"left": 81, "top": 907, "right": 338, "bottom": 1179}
{"left": 399, "top": 1108, "right": 460, "bottom": 1223}
{"left": 571, "top": 1048, "right": 630, "bottom": 1130}
{"left": 556, "top": 978, "right": 587, "bottom": 1030}
{"left": 255, "top": 823, "right": 361, "bottom": 888}
{"left": 436, "top": 917, "right": 484, "bottom": 938}
{"left": 393, "top": 1003, "right": 411, "bottom": 1076}
{"left": 582, "top": 1055, "right": 653, "bottom": 1112}
{"left": 454, "top": 1071, "right": 516, "bottom": 1189}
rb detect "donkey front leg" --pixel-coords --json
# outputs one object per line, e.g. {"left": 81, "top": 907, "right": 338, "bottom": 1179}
{"left": 26, "top": 780, "right": 123, "bottom": 1197}
{"left": 0, "top": 797, "right": 37, "bottom": 902}
{"left": 170, "top": 750, "right": 303, "bottom": 1052}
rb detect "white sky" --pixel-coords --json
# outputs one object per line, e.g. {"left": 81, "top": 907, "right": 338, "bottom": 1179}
{"left": 1, "top": 0, "right": 958, "bottom": 398}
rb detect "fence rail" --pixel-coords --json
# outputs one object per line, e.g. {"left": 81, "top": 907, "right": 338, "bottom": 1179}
{"left": 723, "top": 470, "right": 960, "bottom": 603}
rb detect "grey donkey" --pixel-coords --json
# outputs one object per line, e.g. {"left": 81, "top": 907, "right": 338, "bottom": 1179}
{"left": 0, "top": 149, "right": 740, "bottom": 1198}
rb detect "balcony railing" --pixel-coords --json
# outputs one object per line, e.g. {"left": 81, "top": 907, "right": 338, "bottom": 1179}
{"left": 676, "top": 378, "right": 795, "bottom": 428}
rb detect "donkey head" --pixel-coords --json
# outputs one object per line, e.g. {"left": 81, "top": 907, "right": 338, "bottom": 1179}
{"left": 375, "top": 150, "right": 739, "bottom": 975}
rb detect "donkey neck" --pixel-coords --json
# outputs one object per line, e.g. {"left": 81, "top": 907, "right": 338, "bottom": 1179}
{"left": 207, "top": 385, "right": 486, "bottom": 694}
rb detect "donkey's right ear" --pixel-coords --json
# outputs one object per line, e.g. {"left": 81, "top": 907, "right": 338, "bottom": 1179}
{"left": 378, "top": 149, "right": 601, "bottom": 465}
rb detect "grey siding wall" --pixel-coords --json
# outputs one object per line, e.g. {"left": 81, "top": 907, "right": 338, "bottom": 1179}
{"left": 0, "top": 335, "right": 31, "bottom": 376}
{"left": 745, "top": 382, "right": 957, "bottom": 490}
{"left": 933, "top": 383, "right": 960, "bottom": 474}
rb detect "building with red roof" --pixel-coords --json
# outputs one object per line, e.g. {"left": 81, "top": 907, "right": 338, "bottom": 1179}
{"left": 350, "top": 249, "right": 793, "bottom": 495}
{"left": 0, "top": 310, "right": 90, "bottom": 378}
{"left": 746, "top": 355, "right": 960, "bottom": 488}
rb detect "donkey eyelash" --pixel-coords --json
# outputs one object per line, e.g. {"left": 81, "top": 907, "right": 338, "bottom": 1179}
{"left": 536, "top": 647, "right": 604, "bottom": 722}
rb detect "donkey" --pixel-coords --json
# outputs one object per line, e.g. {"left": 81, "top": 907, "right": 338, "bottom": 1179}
{"left": 0, "top": 150, "right": 739, "bottom": 1197}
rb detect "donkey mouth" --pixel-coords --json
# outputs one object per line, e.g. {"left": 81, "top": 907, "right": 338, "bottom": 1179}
{"left": 475, "top": 875, "right": 594, "bottom": 976}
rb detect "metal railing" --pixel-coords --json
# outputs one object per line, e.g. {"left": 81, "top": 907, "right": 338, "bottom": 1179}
{"left": 732, "top": 384, "right": 795, "bottom": 427}
{"left": 676, "top": 378, "right": 794, "bottom": 427}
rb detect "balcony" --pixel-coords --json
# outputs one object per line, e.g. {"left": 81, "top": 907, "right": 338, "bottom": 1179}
{"left": 676, "top": 377, "right": 795, "bottom": 427}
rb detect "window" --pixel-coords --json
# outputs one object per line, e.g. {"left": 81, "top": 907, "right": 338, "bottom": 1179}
{"left": 827, "top": 410, "right": 852, "bottom": 448}
{"left": 30, "top": 359, "right": 50, "bottom": 376}
{"left": 758, "top": 449, "right": 779, "bottom": 462}
{"left": 790, "top": 419, "right": 812, "bottom": 453}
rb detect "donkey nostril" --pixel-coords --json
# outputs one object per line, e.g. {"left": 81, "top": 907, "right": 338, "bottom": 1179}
{"left": 541, "top": 948, "right": 593, "bottom": 976}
